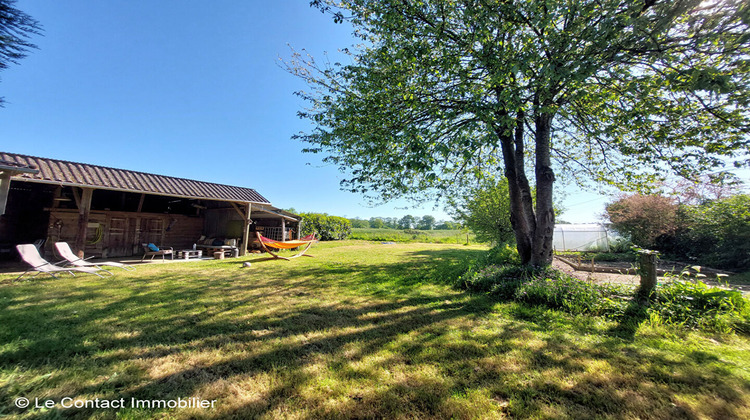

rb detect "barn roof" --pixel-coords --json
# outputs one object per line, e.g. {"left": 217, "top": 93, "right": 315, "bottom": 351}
{"left": 0, "top": 152, "right": 271, "bottom": 204}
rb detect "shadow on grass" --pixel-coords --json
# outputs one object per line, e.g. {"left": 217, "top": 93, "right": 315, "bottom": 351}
{"left": 1, "top": 247, "right": 748, "bottom": 419}
{"left": 607, "top": 297, "right": 651, "bottom": 341}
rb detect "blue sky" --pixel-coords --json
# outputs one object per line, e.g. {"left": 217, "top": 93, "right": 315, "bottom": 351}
{"left": 0, "top": 0, "right": 616, "bottom": 222}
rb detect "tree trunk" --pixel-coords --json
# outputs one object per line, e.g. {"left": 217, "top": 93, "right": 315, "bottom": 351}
{"left": 496, "top": 110, "right": 535, "bottom": 264}
{"left": 496, "top": 107, "right": 556, "bottom": 267}
{"left": 530, "top": 111, "right": 556, "bottom": 267}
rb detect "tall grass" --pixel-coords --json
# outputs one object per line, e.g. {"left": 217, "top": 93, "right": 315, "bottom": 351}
{"left": 349, "top": 228, "right": 479, "bottom": 244}
{"left": 461, "top": 246, "right": 750, "bottom": 334}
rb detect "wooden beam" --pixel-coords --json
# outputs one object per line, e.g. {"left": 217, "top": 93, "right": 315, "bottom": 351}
{"left": 230, "top": 202, "right": 246, "bottom": 219}
{"left": 136, "top": 193, "right": 145, "bottom": 212}
{"left": 281, "top": 217, "right": 286, "bottom": 241}
{"left": 252, "top": 206, "right": 299, "bottom": 221}
{"left": 0, "top": 173, "right": 11, "bottom": 216}
{"left": 240, "top": 203, "right": 251, "bottom": 256}
{"left": 74, "top": 188, "right": 94, "bottom": 258}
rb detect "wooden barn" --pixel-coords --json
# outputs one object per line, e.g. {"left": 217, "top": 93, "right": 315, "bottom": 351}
{"left": 0, "top": 152, "right": 301, "bottom": 260}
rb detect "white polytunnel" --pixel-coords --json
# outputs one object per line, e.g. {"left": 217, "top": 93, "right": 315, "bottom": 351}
{"left": 553, "top": 224, "right": 621, "bottom": 252}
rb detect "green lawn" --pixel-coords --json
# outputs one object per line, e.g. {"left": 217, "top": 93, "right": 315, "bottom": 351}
{"left": 1, "top": 241, "right": 749, "bottom": 419}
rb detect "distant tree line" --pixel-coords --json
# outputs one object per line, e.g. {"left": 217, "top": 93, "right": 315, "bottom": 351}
{"left": 348, "top": 215, "right": 461, "bottom": 231}
{"left": 291, "top": 211, "right": 462, "bottom": 241}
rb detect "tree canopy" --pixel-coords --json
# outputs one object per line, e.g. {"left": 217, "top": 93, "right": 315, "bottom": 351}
{"left": 290, "top": 0, "right": 750, "bottom": 265}
{"left": 0, "top": 0, "right": 41, "bottom": 105}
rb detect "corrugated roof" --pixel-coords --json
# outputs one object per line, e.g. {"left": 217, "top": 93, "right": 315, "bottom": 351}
{"left": 0, "top": 158, "right": 39, "bottom": 174}
{"left": 1, "top": 152, "right": 271, "bottom": 204}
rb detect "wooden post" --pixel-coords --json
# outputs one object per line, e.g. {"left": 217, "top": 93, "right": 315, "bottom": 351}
{"left": 71, "top": 187, "right": 82, "bottom": 209}
{"left": 74, "top": 188, "right": 94, "bottom": 258}
{"left": 281, "top": 218, "right": 286, "bottom": 241}
{"left": 637, "top": 249, "right": 659, "bottom": 301}
{"left": 240, "top": 203, "right": 251, "bottom": 256}
{"left": 0, "top": 173, "right": 11, "bottom": 216}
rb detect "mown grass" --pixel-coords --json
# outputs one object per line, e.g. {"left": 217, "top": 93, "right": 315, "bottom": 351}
{"left": 349, "top": 228, "right": 478, "bottom": 244}
{"left": 1, "top": 241, "right": 749, "bottom": 419}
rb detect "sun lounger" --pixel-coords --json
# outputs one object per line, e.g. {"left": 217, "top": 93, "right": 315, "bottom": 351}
{"left": 15, "top": 244, "right": 103, "bottom": 280}
{"left": 54, "top": 242, "right": 134, "bottom": 273}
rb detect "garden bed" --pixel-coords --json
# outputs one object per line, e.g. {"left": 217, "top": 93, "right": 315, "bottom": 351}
{"left": 555, "top": 252, "right": 734, "bottom": 276}
{"left": 552, "top": 255, "right": 749, "bottom": 294}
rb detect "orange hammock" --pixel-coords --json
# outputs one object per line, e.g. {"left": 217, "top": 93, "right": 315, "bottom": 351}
{"left": 256, "top": 232, "right": 316, "bottom": 260}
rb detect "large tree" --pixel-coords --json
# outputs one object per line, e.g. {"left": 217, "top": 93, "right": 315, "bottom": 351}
{"left": 0, "top": 0, "right": 41, "bottom": 105}
{"left": 289, "top": 0, "right": 750, "bottom": 265}
{"left": 417, "top": 214, "right": 436, "bottom": 230}
{"left": 398, "top": 214, "right": 416, "bottom": 229}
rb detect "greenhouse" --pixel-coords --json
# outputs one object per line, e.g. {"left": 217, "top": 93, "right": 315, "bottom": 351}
{"left": 553, "top": 224, "right": 620, "bottom": 252}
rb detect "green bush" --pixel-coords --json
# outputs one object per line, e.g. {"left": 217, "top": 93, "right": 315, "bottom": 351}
{"left": 674, "top": 194, "right": 750, "bottom": 270}
{"left": 608, "top": 193, "right": 750, "bottom": 270}
{"left": 299, "top": 213, "right": 352, "bottom": 240}
{"left": 449, "top": 179, "right": 516, "bottom": 246}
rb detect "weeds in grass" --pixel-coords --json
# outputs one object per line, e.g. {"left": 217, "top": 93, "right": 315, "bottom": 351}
{"left": 647, "top": 270, "right": 750, "bottom": 333}
{"left": 515, "top": 272, "right": 627, "bottom": 317}
{"left": 459, "top": 264, "right": 627, "bottom": 317}
{"left": 460, "top": 249, "right": 750, "bottom": 334}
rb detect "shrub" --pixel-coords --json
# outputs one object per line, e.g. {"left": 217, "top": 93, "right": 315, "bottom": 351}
{"left": 609, "top": 193, "right": 749, "bottom": 270}
{"left": 605, "top": 194, "right": 679, "bottom": 249}
{"left": 300, "top": 213, "right": 352, "bottom": 240}
{"left": 608, "top": 236, "right": 634, "bottom": 253}
{"left": 674, "top": 194, "right": 750, "bottom": 270}
{"left": 449, "top": 178, "right": 515, "bottom": 246}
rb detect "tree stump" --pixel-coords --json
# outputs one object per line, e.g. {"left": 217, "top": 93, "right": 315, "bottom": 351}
{"left": 637, "top": 249, "right": 659, "bottom": 302}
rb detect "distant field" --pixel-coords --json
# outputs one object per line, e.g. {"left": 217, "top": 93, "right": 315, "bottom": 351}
{"left": 350, "top": 228, "right": 481, "bottom": 244}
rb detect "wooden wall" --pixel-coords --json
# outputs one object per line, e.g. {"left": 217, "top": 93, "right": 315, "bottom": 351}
{"left": 46, "top": 209, "right": 203, "bottom": 258}
{"left": 204, "top": 208, "right": 241, "bottom": 238}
